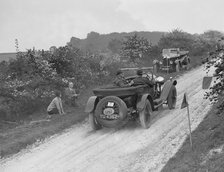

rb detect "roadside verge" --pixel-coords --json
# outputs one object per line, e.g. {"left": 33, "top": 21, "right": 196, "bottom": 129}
{"left": 161, "top": 103, "right": 224, "bottom": 172}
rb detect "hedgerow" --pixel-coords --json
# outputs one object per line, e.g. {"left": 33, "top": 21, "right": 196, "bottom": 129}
{"left": 0, "top": 47, "right": 121, "bottom": 120}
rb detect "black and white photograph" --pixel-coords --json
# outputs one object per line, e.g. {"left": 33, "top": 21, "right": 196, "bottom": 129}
{"left": 1, "top": 0, "right": 224, "bottom": 171}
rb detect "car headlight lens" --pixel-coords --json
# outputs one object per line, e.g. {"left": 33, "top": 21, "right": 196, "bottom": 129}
{"left": 156, "top": 76, "right": 164, "bottom": 82}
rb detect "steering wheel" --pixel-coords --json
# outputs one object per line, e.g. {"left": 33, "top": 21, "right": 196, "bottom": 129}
{"left": 145, "top": 73, "right": 154, "bottom": 81}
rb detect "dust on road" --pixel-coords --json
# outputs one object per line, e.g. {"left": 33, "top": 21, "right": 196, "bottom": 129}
{"left": 1, "top": 66, "right": 214, "bottom": 172}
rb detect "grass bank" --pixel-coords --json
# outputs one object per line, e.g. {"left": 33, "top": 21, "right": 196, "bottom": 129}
{"left": 0, "top": 85, "right": 96, "bottom": 158}
{"left": 161, "top": 102, "right": 224, "bottom": 172}
{"left": 0, "top": 107, "right": 87, "bottom": 158}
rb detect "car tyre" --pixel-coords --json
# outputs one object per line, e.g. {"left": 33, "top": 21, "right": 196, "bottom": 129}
{"left": 139, "top": 100, "right": 152, "bottom": 129}
{"left": 89, "top": 113, "right": 102, "bottom": 130}
{"left": 95, "top": 96, "right": 128, "bottom": 128}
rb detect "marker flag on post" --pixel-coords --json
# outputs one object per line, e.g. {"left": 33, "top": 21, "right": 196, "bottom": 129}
{"left": 202, "top": 76, "right": 213, "bottom": 89}
{"left": 181, "top": 93, "right": 188, "bottom": 109}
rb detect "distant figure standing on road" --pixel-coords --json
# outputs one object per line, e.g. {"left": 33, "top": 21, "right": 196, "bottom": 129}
{"left": 167, "top": 80, "right": 177, "bottom": 109}
{"left": 47, "top": 91, "right": 65, "bottom": 117}
{"left": 153, "top": 60, "right": 159, "bottom": 73}
{"left": 65, "top": 82, "right": 79, "bottom": 107}
{"left": 175, "top": 60, "right": 180, "bottom": 72}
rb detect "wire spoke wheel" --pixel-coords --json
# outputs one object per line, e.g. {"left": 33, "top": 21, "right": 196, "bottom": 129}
{"left": 95, "top": 96, "right": 128, "bottom": 128}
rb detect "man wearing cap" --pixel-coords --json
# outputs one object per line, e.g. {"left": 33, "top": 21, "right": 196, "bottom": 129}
{"left": 113, "top": 70, "right": 130, "bottom": 87}
{"left": 131, "top": 69, "right": 154, "bottom": 87}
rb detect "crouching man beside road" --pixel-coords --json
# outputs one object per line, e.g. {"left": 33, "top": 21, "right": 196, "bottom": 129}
{"left": 47, "top": 91, "right": 66, "bottom": 118}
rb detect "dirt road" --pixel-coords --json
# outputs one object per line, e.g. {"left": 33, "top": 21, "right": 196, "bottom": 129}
{"left": 1, "top": 66, "right": 214, "bottom": 172}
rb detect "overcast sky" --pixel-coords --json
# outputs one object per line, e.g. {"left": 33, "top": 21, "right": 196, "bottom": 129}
{"left": 0, "top": 0, "right": 223, "bottom": 53}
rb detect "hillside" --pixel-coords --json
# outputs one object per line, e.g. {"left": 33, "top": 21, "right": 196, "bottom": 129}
{"left": 0, "top": 52, "right": 17, "bottom": 62}
{"left": 67, "top": 31, "right": 165, "bottom": 53}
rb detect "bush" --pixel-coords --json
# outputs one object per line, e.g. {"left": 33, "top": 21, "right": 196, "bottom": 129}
{"left": 205, "top": 49, "right": 224, "bottom": 114}
{"left": 0, "top": 50, "right": 68, "bottom": 120}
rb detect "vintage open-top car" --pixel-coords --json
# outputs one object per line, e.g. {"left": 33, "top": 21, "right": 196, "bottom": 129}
{"left": 85, "top": 67, "right": 175, "bottom": 130}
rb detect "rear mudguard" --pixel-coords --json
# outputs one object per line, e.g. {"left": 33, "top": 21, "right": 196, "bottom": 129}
{"left": 137, "top": 94, "right": 154, "bottom": 112}
{"left": 85, "top": 96, "right": 98, "bottom": 113}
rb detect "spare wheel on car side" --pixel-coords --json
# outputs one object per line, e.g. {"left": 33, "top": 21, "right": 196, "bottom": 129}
{"left": 95, "top": 96, "right": 128, "bottom": 128}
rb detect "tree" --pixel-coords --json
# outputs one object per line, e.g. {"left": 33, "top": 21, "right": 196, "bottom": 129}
{"left": 121, "top": 33, "right": 151, "bottom": 62}
{"left": 198, "top": 30, "right": 224, "bottom": 53}
{"left": 108, "top": 39, "right": 122, "bottom": 54}
{"left": 0, "top": 49, "right": 63, "bottom": 119}
{"left": 202, "top": 30, "right": 223, "bottom": 42}
{"left": 47, "top": 46, "right": 80, "bottom": 77}
{"left": 158, "top": 29, "right": 194, "bottom": 50}
{"left": 87, "top": 31, "right": 100, "bottom": 40}
{"left": 147, "top": 45, "right": 161, "bottom": 60}
{"left": 84, "top": 31, "right": 102, "bottom": 53}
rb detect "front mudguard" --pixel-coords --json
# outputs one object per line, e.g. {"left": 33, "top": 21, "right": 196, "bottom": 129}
{"left": 85, "top": 96, "right": 98, "bottom": 113}
{"left": 137, "top": 94, "right": 154, "bottom": 112}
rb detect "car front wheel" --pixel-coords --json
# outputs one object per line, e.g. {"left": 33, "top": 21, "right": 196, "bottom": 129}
{"left": 139, "top": 100, "right": 152, "bottom": 129}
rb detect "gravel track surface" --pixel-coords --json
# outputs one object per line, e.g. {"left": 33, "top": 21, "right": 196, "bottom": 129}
{"left": 1, "top": 66, "right": 214, "bottom": 172}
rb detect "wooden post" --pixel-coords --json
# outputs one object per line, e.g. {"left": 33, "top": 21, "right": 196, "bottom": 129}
{"left": 167, "top": 58, "right": 169, "bottom": 75}
{"left": 152, "top": 64, "right": 154, "bottom": 80}
{"left": 187, "top": 105, "right": 193, "bottom": 148}
{"left": 181, "top": 93, "right": 193, "bottom": 149}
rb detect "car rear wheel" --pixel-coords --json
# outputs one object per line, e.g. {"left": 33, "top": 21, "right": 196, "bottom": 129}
{"left": 89, "top": 113, "right": 102, "bottom": 130}
{"left": 139, "top": 100, "right": 152, "bottom": 129}
{"left": 95, "top": 96, "right": 128, "bottom": 128}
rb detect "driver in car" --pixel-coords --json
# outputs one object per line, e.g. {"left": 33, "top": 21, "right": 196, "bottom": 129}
{"left": 130, "top": 69, "right": 155, "bottom": 87}
{"left": 113, "top": 70, "right": 130, "bottom": 87}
